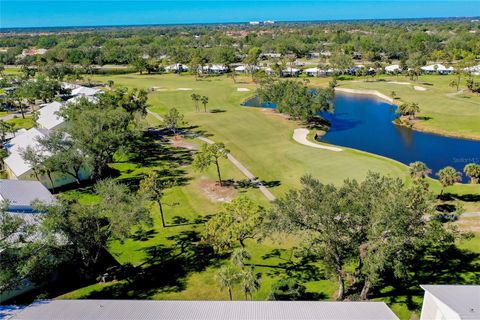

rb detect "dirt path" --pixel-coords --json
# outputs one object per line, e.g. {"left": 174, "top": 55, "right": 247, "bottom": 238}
{"left": 293, "top": 128, "right": 342, "bottom": 152}
{"left": 147, "top": 109, "right": 276, "bottom": 202}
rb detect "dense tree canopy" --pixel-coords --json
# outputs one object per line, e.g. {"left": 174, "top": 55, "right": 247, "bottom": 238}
{"left": 267, "top": 173, "right": 454, "bottom": 300}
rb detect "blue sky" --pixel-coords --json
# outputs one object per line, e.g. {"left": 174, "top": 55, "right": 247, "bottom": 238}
{"left": 1, "top": 1, "right": 480, "bottom": 28}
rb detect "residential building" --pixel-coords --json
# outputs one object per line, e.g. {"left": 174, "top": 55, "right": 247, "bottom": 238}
{"left": 420, "top": 285, "right": 480, "bottom": 320}
{"left": 281, "top": 67, "right": 300, "bottom": 77}
{"left": 0, "top": 179, "right": 55, "bottom": 212}
{"left": 8, "top": 300, "right": 399, "bottom": 320}
{"left": 421, "top": 64, "right": 454, "bottom": 74}
{"left": 36, "top": 101, "right": 65, "bottom": 131}
{"left": 385, "top": 64, "right": 401, "bottom": 73}
{"left": 165, "top": 63, "right": 188, "bottom": 73}
{"left": 305, "top": 67, "right": 326, "bottom": 77}
{"left": 234, "top": 65, "right": 259, "bottom": 74}
{"left": 3, "top": 128, "right": 90, "bottom": 189}
{"left": 71, "top": 86, "right": 102, "bottom": 97}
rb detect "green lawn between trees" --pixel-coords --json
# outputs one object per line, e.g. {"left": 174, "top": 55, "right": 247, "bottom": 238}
{"left": 49, "top": 73, "right": 479, "bottom": 319}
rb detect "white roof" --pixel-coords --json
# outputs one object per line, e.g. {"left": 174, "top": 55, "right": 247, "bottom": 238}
{"left": 36, "top": 101, "right": 64, "bottom": 130}
{"left": 4, "top": 128, "right": 51, "bottom": 177}
{"left": 385, "top": 64, "right": 401, "bottom": 71}
{"left": 0, "top": 180, "right": 55, "bottom": 212}
{"left": 305, "top": 67, "right": 326, "bottom": 73}
{"left": 421, "top": 64, "right": 453, "bottom": 72}
{"left": 235, "top": 65, "right": 247, "bottom": 71}
{"left": 464, "top": 64, "right": 480, "bottom": 74}
{"left": 10, "top": 300, "right": 399, "bottom": 320}
{"left": 165, "top": 63, "right": 188, "bottom": 71}
{"left": 421, "top": 285, "right": 480, "bottom": 320}
{"left": 67, "top": 95, "right": 98, "bottom": 105}
{"left": 71, "top": 86, "right": 102, "bottom": 96}
{"left": 282, "top": 67, "right": 300, "bottom": 73}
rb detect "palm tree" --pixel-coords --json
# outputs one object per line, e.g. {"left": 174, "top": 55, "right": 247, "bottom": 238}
{"left": 216, "top": 265, "right": 240, "bottom": 300}
{"left": 190, "top": 93, "right": 200, "bottom": 112}
{"left": 200, "top": 95, "right": 209, "bottom": 112}
{"left": 464, "top": 163, "right": 480, "bottom": 184}
{"left": 390, "top": 91, "right": 397, "bottom": 101}
{"left": 437, "top": 166, "right": 462, "bottom": 195}
{"left": 397, "top": 102, "right": 420, "bottom": 120}
{"left": 239, "top": 267, "right": 260, "bottom": 300}
{"left": 409, "top": 161, "right": 431, "bottom": 180}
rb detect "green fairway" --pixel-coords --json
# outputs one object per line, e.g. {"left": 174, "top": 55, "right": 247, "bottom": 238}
{"left": 332, "top": 74, "right": 480, "bottom": 140}
{"left": 92, "top": 73, "right": 409, "bottom": 196}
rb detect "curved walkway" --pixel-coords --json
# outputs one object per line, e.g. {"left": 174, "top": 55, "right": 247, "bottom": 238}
{"left": 293, "top": 128, "right": 342, "bottom": 152}
{"left": 147, "top": 109, "right": 276, "bottom": 202}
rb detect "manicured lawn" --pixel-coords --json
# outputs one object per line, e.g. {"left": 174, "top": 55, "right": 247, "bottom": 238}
{"left": 92, "top": 73, "right": 408, "bottom": 196}
{"left": 331, "top": 74, "right": 480, "bottom": 140}
{"left": 6, "top": 115, "right": 34, "bottom": 129}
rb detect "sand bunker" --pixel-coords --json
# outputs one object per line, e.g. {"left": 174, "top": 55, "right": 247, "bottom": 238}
{"left": 414, "top": 86, "right": 427, "bottom": 91}
{"left": 177, "top": 88, "right": 193, "bottom": 91}
{"left": 237, "top": 88, "right": 250, "bottom": 92}
{"left": 388, "top": 81, "right": 411, "bottom": 85}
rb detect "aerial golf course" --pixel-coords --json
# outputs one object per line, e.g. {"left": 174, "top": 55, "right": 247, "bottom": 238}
{"left": 48, "top": 71, "right": 480, "bottom": 320}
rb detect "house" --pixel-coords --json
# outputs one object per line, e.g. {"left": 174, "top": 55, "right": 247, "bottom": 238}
{"left": 36, "top": 101, "right": 65, "bottom": 131}
{"left": 3, "top": 128, "right": 90, "bottom": 189}
{"left": 464, "top": 64, "right": 480, "bottom": 76}
{"left": 234, "top": 65, "right": 259, "bottom": 74}
{"left": 0, "top": 179, "right": 55, "bottom": 213}
{"left": 17, "top": 48, "right": 48, "bottom": 59}
{"left": 304, "top": 67, "right": 326, "bottom": 77}
{"left": 420, "top": 285, "right": 480, "bottom": 320}
{"left": 202, "top": 64, "right": 228, "bottom": 74}
{"left": 71, "top": 86, "right": 102, "bottom": 97}
{"left": 385, "top": 64, "right": 401, "bottom": 74}
{"left": 421, "top": 64, "right": 454, "bottom": 74}
{"left": 8, "top": 300, "right": 399, "bottom": 320}
{"left": 281, "top": 67, "right": 300, "bottom": 77}
{"left": 165, "top": 63, "right": 188, "bottom": 73}
{"left": 0, "top": 180, "right": 56, "bottom": 302}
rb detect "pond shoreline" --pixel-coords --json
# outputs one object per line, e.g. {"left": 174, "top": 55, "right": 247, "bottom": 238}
{"left": 335, "top": 86, "right": 480, "bottom": 141}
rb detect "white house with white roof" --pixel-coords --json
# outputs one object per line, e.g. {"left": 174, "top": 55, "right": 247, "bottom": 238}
{"left": 3, "top": 128, "right": 90, "bottom": 189}
{"left": 165, "top": 63, "right": 188, "bottom": 73}
{"left": 281, "top": 67, "right": 300, "bottom": 77}
{"left": 234, "top": 64, "right": 260, "bottom": 74}
{"left": 305, "top": 67, "right": 326, "bottom": 77}
{"left": 71, "top": 86, "right": 102, "bottom": 97}
{"left": 36, "top": 101, "right": 65, "bottom": 131}
{"left": 385, "top": 64, "right": 401, "bottom": 73}
{"left": 464, "top": 64, "right": 480, "bottom": 76}
{"left": 421, "top": 64, "right": 454, "bottom": 74}
{"left": 420, "top": 285, "right": 480, "bottom": 320}
{"left": 202, "top": 64, "right": 228, "bottom": 74}
{"left": 0, "top": 179, "right": 55, "bottom": 213}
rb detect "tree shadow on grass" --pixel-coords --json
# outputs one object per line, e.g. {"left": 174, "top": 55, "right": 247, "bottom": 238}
{"left": 440, "top": 193, "right": 480, "bottom": 203}
{"left": 113, "top": 133, "right": 194, "bottom": 189}
{"left": 77, "top": 230, "right": 224, "bottom": 299}
{"left": 372, "top": 244, "right": 479, "bottom": 312}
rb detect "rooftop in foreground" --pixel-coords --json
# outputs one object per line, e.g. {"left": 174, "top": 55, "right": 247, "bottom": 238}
{"left": 9, "top": 300, "right": 399, "bottom": 320}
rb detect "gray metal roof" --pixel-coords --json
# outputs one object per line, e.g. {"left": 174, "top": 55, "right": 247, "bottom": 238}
{"left": 10, "top": 300, "right": 399, "bottom": 320}
{"left": 421, "top": 285, "right": 480, "bottom": 320}
{"left": 0, "top": 180, "right": 55, "bottom": 211}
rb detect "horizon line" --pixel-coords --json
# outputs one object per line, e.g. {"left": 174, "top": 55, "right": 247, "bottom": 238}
{"left": 1, "top": 16, "right": 479, "bottom": 33}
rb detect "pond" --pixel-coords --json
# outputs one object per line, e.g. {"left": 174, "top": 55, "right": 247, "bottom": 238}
{"left": 243, "top": 93, "right": 480, "bottom": 182}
